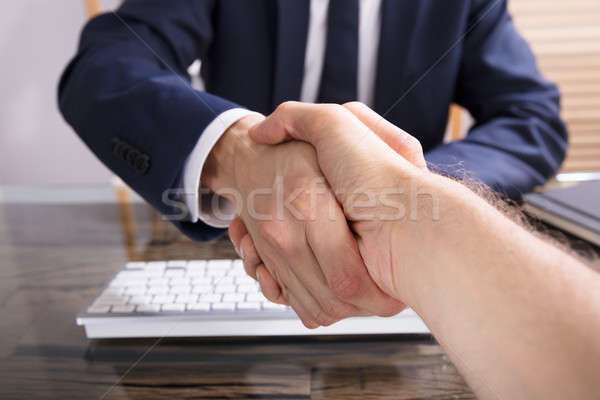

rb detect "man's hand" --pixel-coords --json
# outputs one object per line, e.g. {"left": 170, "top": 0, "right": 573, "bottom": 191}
{"left": 245, "top": 102, "right": 429, "bottom": 299}
{"left": 202, "top": 114, "right": 404, "bottom": 328}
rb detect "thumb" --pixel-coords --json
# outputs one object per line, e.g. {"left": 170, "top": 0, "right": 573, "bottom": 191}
{"left": 248, "top": 101, "right": 356, "bottom": 148}
{"left": 247, "top": 101, "right": 308, "bottom": 145}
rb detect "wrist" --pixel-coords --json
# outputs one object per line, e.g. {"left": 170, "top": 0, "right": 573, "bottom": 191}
{"left": 387, "top": 173, "right": 483, "bottom": 307}
{"left": 201, "top": 114, "right": 264, "bottom": 194}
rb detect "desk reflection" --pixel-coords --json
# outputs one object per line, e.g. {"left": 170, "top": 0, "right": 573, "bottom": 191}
{"left": 0, "top": 188, "right": 472, "bottom": 399}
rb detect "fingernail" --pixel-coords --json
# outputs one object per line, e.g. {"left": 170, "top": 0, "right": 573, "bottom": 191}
{"left": 256, "top": 269, "right": 261, "bottom": 282}
{"left": 233, "top": 243, "right": 241, "bottom": 257}
{"left": 239, "top": 246, "right": 245, "bottom": 260}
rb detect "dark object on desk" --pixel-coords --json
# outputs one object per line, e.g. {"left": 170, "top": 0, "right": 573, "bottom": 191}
{"left": 524, "top": 181, "right": 600, "bottom": 247}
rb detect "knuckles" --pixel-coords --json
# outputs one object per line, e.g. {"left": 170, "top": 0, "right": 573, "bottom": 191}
{"left": 313, "top": 308, "right": 335, "bottom": 327}
{"left": 377, "top": 300, "right": 406, "bottom": 318}
{"left": 257, "top": 221, "right": 303, "bottom": 259}
{"left": 317, "top": 103, "right": 349, "bottom": 122}
{"left": 342, "top": 101, "right": 367, "bottom": 112}
{"left": 275, "top": 100, "right": 299, "bottom": 115}
{"left": 406, "top": 135, "right": 424, "bottom": 156}
{"left": 321, "top": 299, "right": 354, "bottom": 321}
{"left": 328, "top": 273, "right": 362, "bottom": 301}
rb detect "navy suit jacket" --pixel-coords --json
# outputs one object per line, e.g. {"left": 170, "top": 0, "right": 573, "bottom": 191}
{"left": 58, "top": 0, "right": 568, "bottom": 242}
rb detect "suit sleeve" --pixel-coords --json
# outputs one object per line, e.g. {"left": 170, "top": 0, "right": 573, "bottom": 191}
{"left": 424, "top": 0, "right": 568, "bottom": 199}
{"left": 58, "top": 0, "right": 235, "bottom": 241}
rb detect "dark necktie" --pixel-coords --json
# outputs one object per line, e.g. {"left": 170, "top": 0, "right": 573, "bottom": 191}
{"left": 317, "top": 0, "right": 359, "bottom": 104}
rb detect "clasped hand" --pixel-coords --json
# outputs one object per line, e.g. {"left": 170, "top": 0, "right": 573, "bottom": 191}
{"left": 224, "top": 102, "right": 428, "bottom": 328}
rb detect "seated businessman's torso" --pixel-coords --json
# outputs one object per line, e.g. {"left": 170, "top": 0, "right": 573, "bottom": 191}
{"left": 200, "top": 0, "right": 470, "bottom": 153}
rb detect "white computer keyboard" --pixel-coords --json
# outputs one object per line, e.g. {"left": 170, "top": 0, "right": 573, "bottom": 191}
{"left": 77, "top": 260, "right": 429, "bottom": 338}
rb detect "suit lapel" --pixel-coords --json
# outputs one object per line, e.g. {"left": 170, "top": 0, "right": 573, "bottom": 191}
{"left": 272, "top": 0, "right": 310, "bottom": 108}
{"left": 374, "top": 0, "right": 422, "bottom": 115}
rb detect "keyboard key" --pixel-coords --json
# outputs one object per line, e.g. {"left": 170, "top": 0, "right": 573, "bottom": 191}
{"left": 246, "top": 293, "right": 267, "bottom": 303}
{"left": 191, "top": 277, "right": 212, "bottom": 285}
{"left": 262, "top": 302, "right": 288, "bottom": 311}
{"left": 167, "top": 260, "right": 187, "bottom": 267}
{"left": 229, "top": 268, "right": 246, "bottom": 277}
{"left": 237, "top": 302, "right": 261, "bottom": 311}
{"left": 111, "top": 304, "right": 136, "bottom": 313}
{"left": 87, "top": 305, "right": 110, "bottom": 313}
{"left": 216, "top": 276, "right": 235, "bottom": 284}
{"left": 144, "top": 269, "right": 165, "bottom": 277}
{"left": 95, "top": 295, "right": 129, "bottom": 306}
{"left": 165, "top": 269, "right": 185, "bottom": 277}
{"left": 186, "top": 269, "right": 206, "bottom": 277}
{"left": 108, "top": 280, "right": 128, "bottom": 288}
{"left": 136, "top": 304, "right": 160, "bottom": 313}
{"left": 206, "top": 269, "right": 227, "bottom": 277}
{"left": 187, "top": 260, "right": 207, "bottom": 269}
{"left": 161, "top": 304, "right": 185, "bottom": 312}
{"left": 147, "top": 285, "right": 170, "bottom": 295}
{"left": 175, "top": 294, "right": 197, "bottom": 303}
{"left": 128, "top": 295, "right": 152, "bottom": 305}
{"left": 187, "top": 303, "right": 210, "bottom": 311}
{"left": 211, "top": 302, "right": 236, "bottom": 311}
{"left": 214, "top": 284, "right": 236, "bottom": 293}
{"left": 235, "top": 276, "right": 256, "bottom": 285}
{"left": 126, "top": 261, "right": 146, "bottom": 269}
{"left": 125, "top": 286, "right": 147, "bottom": 295}
{"left": 192, "top": 284, "right": 213, "bottom": 294}
{"left": 207, "top": 260, "right": 232, "bottom": 269}
{"left": 169, "top": 284, "right": 192, "bottom": 294}
{"left": 116, "top": 271, "right": 147, "bottom": 280}
{"left": 223, "top": 293, "right": 245, "bottom": 302}
{"left": 237, "top": 284, "right": 258, "bottom": 293}
{"left": 92, "top": 300, "right": 120, "bottom": 308}
{"left": 146, "top": 261, "right": 167, "bottom": 269}
{"left": 152, "top": 295, "right": 175, "bottom": 304}
{"left": 148, "top": 277, "right": 169, "bottom": 286}
{"left": 169, "top": 277, "right": 190, "bottom": 286}
{"left": 199, "top": 294, "right": 222, "bottom": 303}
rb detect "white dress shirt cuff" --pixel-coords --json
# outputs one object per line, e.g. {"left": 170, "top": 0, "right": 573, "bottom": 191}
{"left": 183, "top": 108, "right": 262, "bottom": 228}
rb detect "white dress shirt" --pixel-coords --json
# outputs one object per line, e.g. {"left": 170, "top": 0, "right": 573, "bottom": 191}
{"left": 183, "top": 0, "right": 382, "bottom": 227}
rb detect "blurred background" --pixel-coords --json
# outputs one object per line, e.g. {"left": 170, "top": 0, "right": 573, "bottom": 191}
{"left": 0, "top": 0, "right": 120, "bottom": 186}
{"left": 0, "top": 0, "right": 598, "bottom": 187}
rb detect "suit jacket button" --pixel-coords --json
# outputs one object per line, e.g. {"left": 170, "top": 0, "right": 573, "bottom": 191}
{"left": 134, "top": 154, "right": 150, "bottom": 175}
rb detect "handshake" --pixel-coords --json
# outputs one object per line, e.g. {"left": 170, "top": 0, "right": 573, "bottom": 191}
{"left": 205, "top": 101, "right": 446, "bottom": 328}
{"left": 204, "top": 102, "right": 600, "bottom": 398}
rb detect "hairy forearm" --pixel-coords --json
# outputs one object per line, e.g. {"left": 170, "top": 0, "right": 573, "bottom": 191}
{"left": 394, "top": 175, "right": 600, "bottom": 399}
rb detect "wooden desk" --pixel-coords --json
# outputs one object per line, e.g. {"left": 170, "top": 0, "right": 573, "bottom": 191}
{"left": 0, "top": 195, "right": 474, "bottom": 399}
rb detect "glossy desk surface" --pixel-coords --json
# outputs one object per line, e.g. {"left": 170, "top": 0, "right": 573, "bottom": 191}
{"left": 8, "top": 186, "right": 579, "bottom": 399}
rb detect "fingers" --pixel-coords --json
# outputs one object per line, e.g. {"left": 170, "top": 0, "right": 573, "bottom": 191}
{"left": 253, "top": 219, "right": 356, "bottom": 327}
{"left": 286, "top": 295, "right": 319, "bottom": 329}
{"left": 228, "top": 217, "right": 247, "bottom": 257}
{"left": 284, "top": 244, "right": 359, "bottom": 324}
{"left": 249, "top": 102, "right": 415, "bottom": 178}
{"left": 256, "top": 264, "right": 288, "bottom": 305}
{"left": 248, "top": 101, "right": 357, "bottom": 148}
{"left": 343, "top": 102, "right": 427, "bottom": 169}
{"left": 237, "top": 217, "right": 341, "bottom": 327}
{"left": 240, "top": 234, "right": 261, "bottom": 280}
{"left": 247, "top": 101, "right": 311, "bottom": 145}
{"left": 257, "top": 258, "right": 331, "bottom": 328}
{"left": 305, "top": 197, "right": 406, "bottom": 317}
{"left": 230, "top": 218, "right": 261, "bottom": 280}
